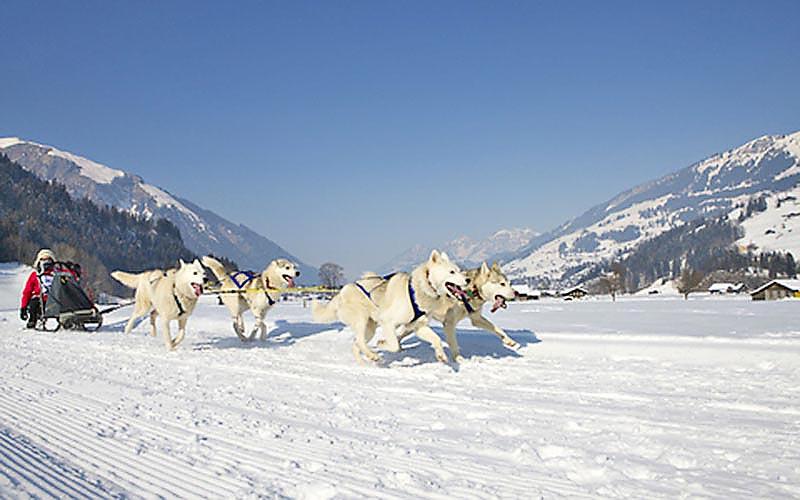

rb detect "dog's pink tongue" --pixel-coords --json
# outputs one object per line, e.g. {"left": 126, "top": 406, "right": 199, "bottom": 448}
{"left": 193, "top": 283, "right": 204, "bottom": 297}
{"left": 490, "top": 296, "right": 506, "bottom": 313}
{"left": 448, "top": 284, "right": 468, "bottom": 299}
{"left": 287, "top": 277, "right": 296, "bottom": 288}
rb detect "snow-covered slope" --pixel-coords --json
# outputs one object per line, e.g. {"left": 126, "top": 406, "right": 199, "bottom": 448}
{"left": 0, "top": 138, "right": 316, "bottom": 277}
{"left": 506, "top": 131, "right": 800, "bottom": 283}
{"left": 734, "top": 185, "right": 800, "bottom": 257}
{"left": 381, "top": 228, "right": 538, "bottom": 273}
{"left": 1, "top": 264, "right": 798, "bottom": 498}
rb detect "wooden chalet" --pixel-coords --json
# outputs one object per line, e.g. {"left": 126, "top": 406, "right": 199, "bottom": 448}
{"left": 750, "top": 279, "right": 800, "bottom": 301}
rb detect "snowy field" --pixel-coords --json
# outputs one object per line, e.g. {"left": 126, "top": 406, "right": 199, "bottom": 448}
{"left": 0, "top": 263, "right": 799, "bottom": 499}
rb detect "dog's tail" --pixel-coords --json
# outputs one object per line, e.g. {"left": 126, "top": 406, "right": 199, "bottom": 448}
{"left": 201, "top": 255, "right": 227, "bottom": 281}
{"left": 110, "top": 270, "right": 141, "bottom": 289}
{"left": 311, "top": 293, "right": 342, "bottom": 323}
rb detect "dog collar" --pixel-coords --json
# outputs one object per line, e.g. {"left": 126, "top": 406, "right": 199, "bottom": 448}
{"left": 259, "top": 277, "right": 276, "bottom": 305}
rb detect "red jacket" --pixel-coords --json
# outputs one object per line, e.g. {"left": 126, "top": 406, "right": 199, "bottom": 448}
{"left": 21, "top": 269, "right": 53, "bottom": 308}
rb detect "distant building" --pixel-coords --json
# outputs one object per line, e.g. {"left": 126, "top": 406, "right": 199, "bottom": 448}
{"left": 560, "top": 286, "right": 588, "bottom": 300}
{"left": 512, "top": 284, "right": 540, "bottom": 301}
{"left": 708, "top": 282, "right": 745, "bottom": 294}
{"left": 750, "top": 280, "right": 800, "bottom": 301}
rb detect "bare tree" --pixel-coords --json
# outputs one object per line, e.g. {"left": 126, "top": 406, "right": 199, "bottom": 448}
{"left": 319, "top": 262, "right": 344, "bottom": 289}
{"left": 677, "top": 267, "right": 705, "bottom": 300}
{"left": 599, "top": 262, "right": 626, "bottom": 301}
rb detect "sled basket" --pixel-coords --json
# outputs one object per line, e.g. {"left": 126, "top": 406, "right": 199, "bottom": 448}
{"left": 42, "top": 263, "right": 103, "bottom": 331}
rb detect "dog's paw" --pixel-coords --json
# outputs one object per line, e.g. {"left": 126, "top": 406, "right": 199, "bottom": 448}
{"left": 453, "top": 354, "right": 465, "bottom": 363}
{"left": 435, "top": 351, "right": 448, "bottom": 363}
{"left": 503, "top": 338, "right": 519, "bottom": 349}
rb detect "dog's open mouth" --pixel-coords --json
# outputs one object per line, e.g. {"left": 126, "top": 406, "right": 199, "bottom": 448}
{"left": 490, "top": 295, "right": 508, "bottom": 313}
{"left": 283, "top": 275, "right": 296, "bottom": 288}
{"left": 192, "top": 283, "right": 204, "bottom": 297}
{"left": 445, "top": 282, "right": 468, "bottom": 299}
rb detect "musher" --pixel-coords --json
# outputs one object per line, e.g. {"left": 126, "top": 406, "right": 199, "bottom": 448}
{"left": 20, "top": 249, "right": 58, "bottom": 329}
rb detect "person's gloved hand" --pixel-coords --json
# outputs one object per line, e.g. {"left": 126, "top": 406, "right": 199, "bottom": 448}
{"left": 20, "top": 307, "right": 27, "bottom": 321}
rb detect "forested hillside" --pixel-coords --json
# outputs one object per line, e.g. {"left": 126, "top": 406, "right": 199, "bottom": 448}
{"left": 0, "top": 154, "right": 195, "bottom": 295}
{"left": 586, "top": 215, "right": 798, "bottom": 292}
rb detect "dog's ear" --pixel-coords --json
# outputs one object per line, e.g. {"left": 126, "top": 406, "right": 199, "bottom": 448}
{"left": 440, "top": 251, "right": 451, "bottom": 262}
{"left": 179, "top": 258, "right": 186, "bottom": 268}
{"left": 429, "top": 249, "right": 441, "bottom": 263}
{"left": 480, "top": 262, "right": 490, "bottom": 275}
{"left": 491, "top": 261, "right": 500, "bottom": 271}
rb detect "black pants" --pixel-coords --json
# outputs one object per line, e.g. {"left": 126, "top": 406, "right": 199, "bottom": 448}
{"left": 26, "top": 296, "right": 42, "bottom": 328}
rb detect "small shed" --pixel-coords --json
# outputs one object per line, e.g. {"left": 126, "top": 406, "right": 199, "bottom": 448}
{"left": 560, "top": 286, "right": 589, "bottom": 300}
{"left": 750, "top": 279, "right": 800, "bottom": 301}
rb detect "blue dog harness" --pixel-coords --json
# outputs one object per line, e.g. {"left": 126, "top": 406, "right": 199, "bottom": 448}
{"left": 229, "top": 271, "right": 257, "bottom": 289}
{"left": 229, "top": 270, "right": 276, "bottom": 306}
{"left": 355, "top": 273, "right": 426, "bottom": 321}
{"left": 407, "top": 281, "right": 426, "bottom": 322}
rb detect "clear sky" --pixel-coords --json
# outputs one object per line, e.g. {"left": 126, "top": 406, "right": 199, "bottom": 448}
{"left": 2, "top": 1, "right": 799, "bottom": 276}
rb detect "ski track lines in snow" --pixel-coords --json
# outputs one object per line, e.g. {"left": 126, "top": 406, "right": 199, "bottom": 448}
{"left": 0, "top": 335, "right": 579, "bottom": 500}
{"left": 0, "top": 294, "right": 799, "bottom": 499}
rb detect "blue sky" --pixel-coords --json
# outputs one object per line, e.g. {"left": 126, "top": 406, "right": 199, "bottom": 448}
{"left": 2, "top": 1, "right": 799, "bottom": 276}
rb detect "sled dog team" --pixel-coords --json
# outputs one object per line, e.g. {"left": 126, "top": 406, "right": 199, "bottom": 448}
{"left": 110, "top": 250, "right": 519, "bottom": 363}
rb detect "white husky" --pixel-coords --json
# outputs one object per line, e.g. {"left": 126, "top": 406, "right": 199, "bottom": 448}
{"left": 312, "top": 250, "right": 469, "bottom": 363}
{"left": 111, "top": 259, "right": 206, "bottom": 351}
{"left": 201, "top": 255, "right": 299, "bottom": 341}
{"left": 395, "top": 261, "right": 518, "bottom": 361}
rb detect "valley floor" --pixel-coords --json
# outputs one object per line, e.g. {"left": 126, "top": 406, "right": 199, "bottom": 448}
{"left": 0, "top": 264, "right": 798, "bottom": 499}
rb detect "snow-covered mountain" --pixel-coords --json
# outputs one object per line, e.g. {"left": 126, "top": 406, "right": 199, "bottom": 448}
{"left": 380, "top": 228, "right": 539, "bottom": 273}
{"left": 0, "top": 138, "right": 316, "bottom": 278}
{"left": 505, "top": 131, "right": 800, "bottom": 284}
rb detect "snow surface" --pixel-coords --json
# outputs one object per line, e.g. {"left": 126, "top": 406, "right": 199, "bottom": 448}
{"left": 0, "top": 263, "right": 799, "bottom": 499}
{"left": 737, "top": 185, "right": 800, "bottom": 257}
{"left": 46, "top": 148, "right": 124, "bottom": 185}
{"left": 137, "top": 183, "right": 201, "bottom": 222}
{"left": 0, "top": 138, "right": 23, "bottom": 149}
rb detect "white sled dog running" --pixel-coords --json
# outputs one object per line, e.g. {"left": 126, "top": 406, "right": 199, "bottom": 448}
{"left": 111, "top": 259, "right": 206, "bottom": 351}
{"left": 394, "top": 261, "right": 518, "bottom": 361}
{"left": 312, "top": 250, "right": 469, "bottom": 363}
{"left": 201, "top": 255, "right": 299, "bottom": 341}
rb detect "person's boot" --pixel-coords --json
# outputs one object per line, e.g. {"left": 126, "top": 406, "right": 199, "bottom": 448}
{"left": 26, "top": 297, "right": 41, "bottom": 329}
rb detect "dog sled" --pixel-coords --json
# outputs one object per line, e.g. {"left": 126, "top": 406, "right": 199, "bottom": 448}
{"left": 37, "top": 262, "right": 103, "bottom": 332}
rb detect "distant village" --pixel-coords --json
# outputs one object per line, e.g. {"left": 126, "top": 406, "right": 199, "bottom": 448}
{"left": 511, "top": 279, "right": 800, "bottom": 302}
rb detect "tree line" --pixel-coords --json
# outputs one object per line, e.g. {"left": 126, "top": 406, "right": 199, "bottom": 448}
{"left": 588, "top": 214, "right": 798, "bottom": 294}
{"left": 0, "top": 154, "right": 195, "bottom": 296}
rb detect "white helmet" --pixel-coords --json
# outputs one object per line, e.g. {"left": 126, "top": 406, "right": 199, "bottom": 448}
{"left": 34, "top": 248, "right": 56, "bottom": 270}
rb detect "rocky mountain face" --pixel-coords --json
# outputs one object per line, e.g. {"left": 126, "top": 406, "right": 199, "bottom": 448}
{"left": 504, "top": 131, "right": 800, "bottom": 285}
{"left": 0, "top": 138, "right": 317, "bottom": 278}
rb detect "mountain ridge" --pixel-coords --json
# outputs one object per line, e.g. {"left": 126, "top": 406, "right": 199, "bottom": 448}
{"left": 0, "top": 137, "right": 317, "bottom": 279}
{"left": 505, "top": 131, "right": 800, "bottom": 285}
{"left": 379, "top": 228, "right": 539, "bottom": 274}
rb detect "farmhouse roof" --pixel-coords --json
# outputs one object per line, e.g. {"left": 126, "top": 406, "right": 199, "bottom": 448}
{"left": 750, "top": 279, "right": 800, "bottom": 296}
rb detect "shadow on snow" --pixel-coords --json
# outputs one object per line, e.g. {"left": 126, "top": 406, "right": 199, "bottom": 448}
{"left": 378, "top": 327, "right": 540, "bottom": 369}
{"left": 192, "top": 320, "right": 340, "bottom": 351}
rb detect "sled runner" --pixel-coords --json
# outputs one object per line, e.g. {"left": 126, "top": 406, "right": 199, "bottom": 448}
{"left": 38, "top": 262, "right": 103, "bottom": 331}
